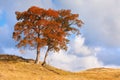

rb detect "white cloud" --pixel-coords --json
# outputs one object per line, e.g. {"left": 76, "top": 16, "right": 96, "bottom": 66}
{"left": 70, "top": 36, "right": 102, "bottom": 56}
{"left": 47, "top": 51, "right": 103, "bottom": 72}
{"left": 80, "top": 56, "right": 103, "bottom": 69}
{"left": 46, "top": 36, "right": 103, "bottom": 71}
{"left": 71, "top": 36, "right": 93, "bottom": 56}
{"left": 104, "top": 65, "right": 120, "bottom": 69}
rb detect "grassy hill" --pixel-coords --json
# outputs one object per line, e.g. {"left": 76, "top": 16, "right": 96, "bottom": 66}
{"left": 0, "top": 54, "right": 120, "bottom": 80}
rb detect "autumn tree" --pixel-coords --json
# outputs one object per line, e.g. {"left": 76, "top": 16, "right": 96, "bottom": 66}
{"left": 13, "top": 6, "right": 83, "bottom": 65}
{"left": 42, "top": 10, "right": 83, "bottom": 65}
{"left": 13, "top": 6, "right": 64, "bottom": 64}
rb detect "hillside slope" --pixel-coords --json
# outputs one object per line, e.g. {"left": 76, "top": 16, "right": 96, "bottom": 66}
{"left": 0, "top": 54, "right": 120, "bottom": 80}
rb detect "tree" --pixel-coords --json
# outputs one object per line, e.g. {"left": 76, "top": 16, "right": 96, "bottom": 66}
{"left": 42, "top": 9, "right": 83, "bottom": 65}
{"left": 13, "top": 6, "right": 65, "bottom": 64}
{"left": 13, "top": 6, "right": 83, "bottom": 65}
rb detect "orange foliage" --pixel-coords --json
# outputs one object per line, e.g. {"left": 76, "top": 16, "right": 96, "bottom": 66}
{"left": 13, "top": 6, "right": 83, "bottom": 63}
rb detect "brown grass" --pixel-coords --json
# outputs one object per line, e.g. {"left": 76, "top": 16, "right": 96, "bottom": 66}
{"left": 0, "top": 54, "right": 120, "bottom": 80}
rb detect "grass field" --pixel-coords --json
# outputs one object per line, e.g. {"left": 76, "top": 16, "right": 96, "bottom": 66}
{"left": 0, "top": 54, "right": 120, "bottom": 80}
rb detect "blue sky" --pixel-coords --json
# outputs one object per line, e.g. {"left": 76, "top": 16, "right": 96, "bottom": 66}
{"left": 0, "top": 0, "right": 120, "bottom": 71}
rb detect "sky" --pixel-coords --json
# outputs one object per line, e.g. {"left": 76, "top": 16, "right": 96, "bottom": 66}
{"left": 0, "top": 0, "right": 120, "bottom": 72}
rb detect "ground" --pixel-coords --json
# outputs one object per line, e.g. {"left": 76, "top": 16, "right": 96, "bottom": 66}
{"left": 0, "top": 54, "right": 120, "bottom": 80}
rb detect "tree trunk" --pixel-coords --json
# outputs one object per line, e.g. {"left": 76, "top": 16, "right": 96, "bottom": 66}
{"left": 35, "top": 46, "right": 40, "bottom": 64}
{"left": 42, "top": 48, "right": 49, "bottom": 66}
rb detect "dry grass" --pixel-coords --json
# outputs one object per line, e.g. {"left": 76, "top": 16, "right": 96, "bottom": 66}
{"left": 0, "top": 54, "right": 120, "bottom": 80}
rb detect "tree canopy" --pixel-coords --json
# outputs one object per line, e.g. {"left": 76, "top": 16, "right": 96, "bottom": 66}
{"left": 13, "top": 6, "right": 83, "bottom": 64}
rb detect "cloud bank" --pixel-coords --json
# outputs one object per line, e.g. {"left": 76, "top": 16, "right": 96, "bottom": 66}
{"left": 47, "top": 36, "right": 103, "bottom": 71}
